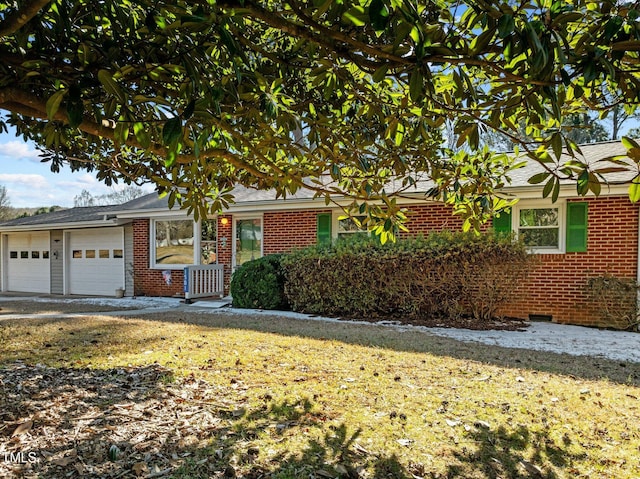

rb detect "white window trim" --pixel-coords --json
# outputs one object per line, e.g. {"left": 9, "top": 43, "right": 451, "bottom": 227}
{"left": 512, "top": 200, "right": 566, "bottom": 254}
{"left": 150, "top": 218, "right": 202, "bottom": 269}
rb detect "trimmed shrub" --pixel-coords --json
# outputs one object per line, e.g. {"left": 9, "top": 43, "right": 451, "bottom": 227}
{"left": 586, "top": 274, "right": 639, "bottom": 331}
{"left": 230, "top": 254, "right": 289, "bottom": 310}
{"left": 281, "top": 232, "right": 532, "bottom": 324}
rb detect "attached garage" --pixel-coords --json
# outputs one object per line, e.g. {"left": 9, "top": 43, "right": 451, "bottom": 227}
{"left": 4, "top": 232, "right": 51, "bottom": 293}
{"left": 67, "top": 228, "right": 125, "bottom": 296}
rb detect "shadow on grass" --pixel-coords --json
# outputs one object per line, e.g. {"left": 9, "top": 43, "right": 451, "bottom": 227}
{"left": 1, "top": 311, "right": 638, "bottom": 387}
{"left": 0, "top": 360, "right": 591, "bottom": 479}
{"left": 140, "top": 310, "right": 640, "bottom": 387}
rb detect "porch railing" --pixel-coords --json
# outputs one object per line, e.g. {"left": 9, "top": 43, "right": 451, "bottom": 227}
{"left": 184, "top": 264, "right": 224, "bottom": 303}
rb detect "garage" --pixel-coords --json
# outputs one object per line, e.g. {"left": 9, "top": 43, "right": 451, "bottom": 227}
{"left": 5, "top": 232, "right": 51, "bottom": 293}
{"left": 67, "top": 228, "right": 124, "bottom": 296}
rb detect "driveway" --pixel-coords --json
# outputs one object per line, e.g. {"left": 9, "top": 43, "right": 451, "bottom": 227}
{"left": 1, "top": 295, "right": 638, "bottom": 363}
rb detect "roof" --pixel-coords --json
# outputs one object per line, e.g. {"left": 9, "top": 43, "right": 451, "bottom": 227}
{"left": 0, "top": 140, "right": 634, "bottom": 230}
{"left": 0, "top": 204, "right": 123, "bottom": 228}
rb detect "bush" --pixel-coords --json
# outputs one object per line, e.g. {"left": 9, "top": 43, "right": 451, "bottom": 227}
{"left": 281, "top": 232, "right": 532, "bottom": 324}
{"left": 586, "top": 274, "right": 639, "bottom": 331}
{"left": 230, "top": 254, "right": 289, "bottom": 310}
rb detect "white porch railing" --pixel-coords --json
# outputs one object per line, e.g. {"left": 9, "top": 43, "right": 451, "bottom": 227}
{"left": 183, "top": 264, "right": 224, "bottom": 303}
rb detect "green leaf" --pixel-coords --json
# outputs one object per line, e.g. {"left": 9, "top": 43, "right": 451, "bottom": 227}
{"left": 542, "top": 176, "right": 554, "bottom": 198}
{"left": 133, "top": 122, "right": 151, "bottom": 149}
{"left": 162, "top": 117, "right": 182, "bottom": 146}
{"left": 183, "top": 99, "right": 196, "bottom": 120}
{"left": 372, "top": 64, "right": 388, "bottom": 83}
{"left": 409, "top": 68, "right": 423, "bottom": 103}
{"left": 622, "top": 136, "right": 640, "bottom": 151}
{"left": 576, "top": 169, "right": 589, "bottom": 195}
{"left": 528, "top": 172, "right": 550, "bottom": 184}
{"left": 66, "top": 100, "right": 83, "bottom": 128}
{"left": 343, "top": 6, "right": 366, "bottom": 26}
{"left": 497, "top": 14, "right": 514, "bottom": 39}
{"left": 46, "top": 90, "right": 66, "bottom": 120}
{"left": 630, "top": 175, "right": 640, "bottom": 203}
{"left": 369, "top": 0, "right": 389, "bottom": 31}
{"left": 98, "top": 69, "right": 125, "bottom": 102}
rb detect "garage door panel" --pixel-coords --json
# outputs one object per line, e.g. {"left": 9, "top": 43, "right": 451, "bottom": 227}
{"left": 6, "top": 232, "right": 51, "bottom": 293}
{"left": 68, "top": 229, "right": 124, "bottom": 296}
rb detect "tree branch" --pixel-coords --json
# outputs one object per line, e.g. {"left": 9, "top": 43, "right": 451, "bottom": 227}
{"left": 0, "top": 0, "right": 52, "bottom": 39}
{"left": 0, "top": 87, "right": 273, "bottom": 181}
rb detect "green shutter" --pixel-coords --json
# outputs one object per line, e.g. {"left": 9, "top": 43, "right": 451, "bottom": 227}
{"left": 566, "top": 202, "right": 588, "bottom": 253}
{"left": 492, "top": 210, "right": 512, "bottom": 235}
{"left": 317, "top": 213, "right": 332, "bottom": 245}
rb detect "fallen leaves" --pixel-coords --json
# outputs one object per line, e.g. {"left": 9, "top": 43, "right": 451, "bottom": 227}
{"left": 0, "top": 362, "right": 233, "bottom": 478}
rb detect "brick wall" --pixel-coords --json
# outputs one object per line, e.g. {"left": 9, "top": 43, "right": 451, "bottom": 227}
{"left": 500, "top": 196, "right": 639, "bottom": 326}
{"left": 132, "top": 219, "right": 184, "bottom": 297}
{"left": 131, "top": 198, "right": 639, "bottom": 327}
{"left": 263, "top": 209, "right": 332, "bottom": 254}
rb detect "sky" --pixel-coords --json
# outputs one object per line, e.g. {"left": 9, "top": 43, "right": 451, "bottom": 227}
{"left": 0, "top": 130, "right": 154, "bottom": 208}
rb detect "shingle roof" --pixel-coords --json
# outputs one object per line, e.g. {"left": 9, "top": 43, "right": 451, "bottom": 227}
{"left": 0, "top": 140, "right": 634, "bottom": 229}
{"left": 0, "top": 204, "right": 122, "bottom": 228}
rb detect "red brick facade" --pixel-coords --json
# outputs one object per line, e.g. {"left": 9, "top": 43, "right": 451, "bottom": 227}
{"left": 131, "top": 198, "right": 639, "bottom": 327}
{"left": 501, "top": 196, "right": 638, "bottom": 327}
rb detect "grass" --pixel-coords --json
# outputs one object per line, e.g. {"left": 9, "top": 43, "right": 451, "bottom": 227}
{"left": 1, "top": 310, "right": 639, "bottom": 478}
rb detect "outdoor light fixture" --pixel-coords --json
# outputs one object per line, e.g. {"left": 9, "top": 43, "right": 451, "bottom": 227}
{"left": 220, "top": 217, "right": 229, "bottom": 226}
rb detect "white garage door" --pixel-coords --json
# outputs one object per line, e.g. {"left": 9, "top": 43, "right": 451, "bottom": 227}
{"left": 6, "top": 232, "right": 51, "bottom": 293}
{"left": 68, "top": 228, "right": 124, "bottom": 296}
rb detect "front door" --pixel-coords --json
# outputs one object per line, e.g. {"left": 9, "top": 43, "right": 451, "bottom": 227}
{"left": 233, "top": 217, "right": 262, "bottom": 269}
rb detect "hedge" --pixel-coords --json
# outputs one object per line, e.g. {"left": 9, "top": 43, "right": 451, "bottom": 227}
{"left": 230, "top": 254, "right": 289, "bottom": 310}
{"left": 281, "top": 232, "right": 533, "bottom": 323}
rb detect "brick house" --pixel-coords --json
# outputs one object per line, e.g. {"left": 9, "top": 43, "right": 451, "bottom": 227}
{"left": 0, "top": 140, "right": 638, "bottom": 327}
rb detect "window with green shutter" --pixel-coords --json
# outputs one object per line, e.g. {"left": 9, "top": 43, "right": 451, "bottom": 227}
{"left": 492, "top": 210, "right": 512, "bottom": 235}
{"left": 317, "top": 213, "right": 332, "bottom": 245}
{"left": 566, "top": 202, "right": 588, "bottom": 253}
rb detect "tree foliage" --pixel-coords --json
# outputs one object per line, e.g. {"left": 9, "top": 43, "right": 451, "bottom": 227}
{"left": 73, "top": 186, "right": 146, "bottom": 207}
{"left": 2, "top": 0, "right": 640, "bottom": 236}
{"left": 0, "top": 185, "right": 11, "bottom": 220}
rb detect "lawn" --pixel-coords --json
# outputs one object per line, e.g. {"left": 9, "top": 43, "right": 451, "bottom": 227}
{"left": 1, "top": 310, "right": 639, "bottom": 478}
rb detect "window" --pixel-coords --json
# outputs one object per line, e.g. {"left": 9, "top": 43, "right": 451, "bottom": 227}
{"left": 10, "top": 251, "right": 17, "bottom": 259}
{"left": 43, "top": 251, "right": 50, "bottom": 259}
{"left": 73, "top": 250, "right": 82, "bottom": 258}
{"left": 518, "top": 207, "right": 560, "bottom": 249}
{"left": 85, "top": 249, "right": 96, "bottom": 258}
{"left": 31, "top": 251, "right": 40, "bottom": 259}
{"left": 200, "top": 219, "right": 217, "bottom": 264}
{"left": 153, "top": 219, "right": 195, "bottom": 266}
{"left": 21, "top": 251, "right": 28, "bottom": 259}
{"left": 337, "top": 215, "right": 368, "bottom": 240}
{"left": 99, "top": 249, "right": 110, "bottom": 259}
{"left": 113, "top": 249, "right": 123, "bottom": 259}
{"left": 493, "top": 202, "right": 583, "bottom": 254}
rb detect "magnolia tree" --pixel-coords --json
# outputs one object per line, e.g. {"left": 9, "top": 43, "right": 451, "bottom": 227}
{"left": 1, "top": 0, "right": 640, "bottom": 239}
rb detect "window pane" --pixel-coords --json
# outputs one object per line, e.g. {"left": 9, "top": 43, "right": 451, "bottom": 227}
{"left": 113, "top": 249, "right": 123, "bottom": 258}
{"left": 43, "top": 251, "right": 49, "bottom": 259}
{"left": 99, "top": 249, "right": 110, "bottom": 258}
{"left": 236, "top": 218, "right": 261, "bottom": 267}
{"left": 155, "top": 220, "right": 194, "bottom": 265}
{"left": 10, "top": 251, "right": 17, "bottom": 259}
{"left": 85, "top": 249, "right": 96, "bottom": 258}
{"left": 201, "top": 220, "right": 217, "bottom": 264}
{"left": 31, "top": 251, "right": 40, "bottom": 259}
{"left": 519, "top": 228, "right": 559, "bottom": 248}
{"left": 338, "top": 216, "right": 367, "bottom": 233}
{"left": 519, "top": 208, "right": 558, "bottom": 227}
{"left": 73, "top": 250, "right": 82, "bottom": 258}
{"left": 21, "top": 251, "right": 28, "bottom": 259}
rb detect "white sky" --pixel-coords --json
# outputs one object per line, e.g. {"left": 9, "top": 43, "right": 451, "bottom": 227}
{"left": 0, "top": 130, "right": 153, "bottom": 208}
